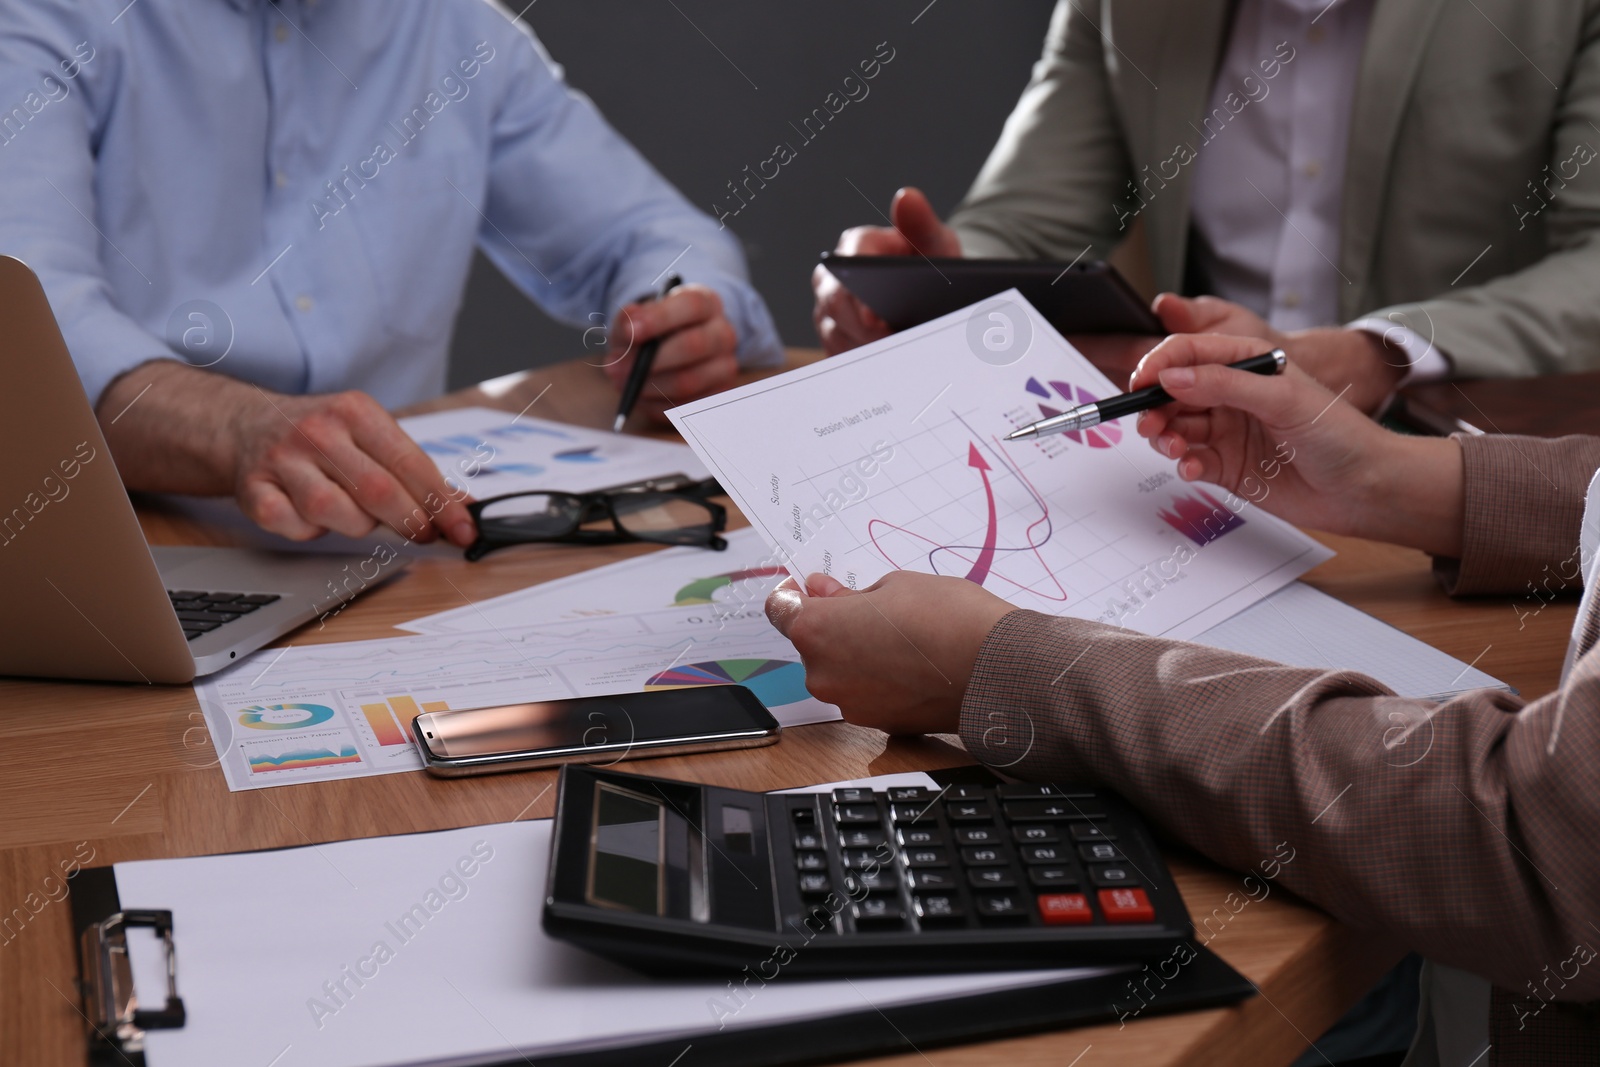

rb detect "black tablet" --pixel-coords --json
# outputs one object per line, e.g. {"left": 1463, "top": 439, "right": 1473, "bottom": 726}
{"left": 820, "top": 253, "right": 1163, "bottom": 337}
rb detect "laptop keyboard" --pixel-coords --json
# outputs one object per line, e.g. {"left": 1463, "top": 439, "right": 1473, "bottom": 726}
{"left": 167, "top": 590, "right": 281, "bottom": 641}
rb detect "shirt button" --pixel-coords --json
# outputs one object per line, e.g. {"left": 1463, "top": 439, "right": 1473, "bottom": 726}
{"left": 1301, "top": 160, "right": 1322, "bottom": 179}
{"left": 275, "top": 22, "right": 289, "bottom": 43}
{"left": 274, "top": 170, "right": 289, "bottom": 189}
{"left": 1280, "top": 292, "right": 1302, "bottom": 310}
{"left": 295, "top": 294, "right": 315, "bottom": 313}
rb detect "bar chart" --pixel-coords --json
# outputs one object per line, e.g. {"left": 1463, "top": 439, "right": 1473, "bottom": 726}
{"left": 358, "top": 695, "right": 450, "bottom": 748}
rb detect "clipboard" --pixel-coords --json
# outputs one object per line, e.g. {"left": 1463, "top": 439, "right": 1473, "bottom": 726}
{"left": 70, "top": 770, "right": 1255, "bottom": 1067}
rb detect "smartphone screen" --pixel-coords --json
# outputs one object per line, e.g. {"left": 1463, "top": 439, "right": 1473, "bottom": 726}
{"left": 416, "top": 686, "right": 777, "bottom": 763}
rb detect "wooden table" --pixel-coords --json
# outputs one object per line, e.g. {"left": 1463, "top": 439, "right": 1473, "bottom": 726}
{"left": 1397, "top": 368, "right": 1600, "bottom": 438}
{"left": 0, "top": 352, "right": 1577, "bottom": 1067}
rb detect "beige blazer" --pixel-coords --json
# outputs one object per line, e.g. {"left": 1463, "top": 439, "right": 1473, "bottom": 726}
{"left": 959, "top": 433, "right": 1600, "bottom": 1063}
{"left": 948, "top": 0, "right": 1600, "bottom": 378}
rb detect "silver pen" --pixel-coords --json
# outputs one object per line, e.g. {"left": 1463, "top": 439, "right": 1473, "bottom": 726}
{"left": 1005, "top": 349, "right": 1287, "bottom": 441}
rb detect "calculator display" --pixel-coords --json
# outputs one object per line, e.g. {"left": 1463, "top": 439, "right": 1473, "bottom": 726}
{"left": 586, "top": 783, "right": 665, "bottom": 915}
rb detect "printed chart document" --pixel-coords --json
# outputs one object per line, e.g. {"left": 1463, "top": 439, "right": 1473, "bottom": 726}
{"left": 401, "top": 406, "right": 709, "bottom": 499}
{"left": 669, "top": 291, "right": 1331, "bottom": 640}
{"left": 402, "top": 526, "right": 788, "bottom": 634}
{"left": 399, "top": 530, "right": 1506, "bottom": 700}
{"left": 120, "top": 773, "right": 1124, "bottom": 1067}
{"left": 193, "top": 607, "right": 835, "bottom": 792}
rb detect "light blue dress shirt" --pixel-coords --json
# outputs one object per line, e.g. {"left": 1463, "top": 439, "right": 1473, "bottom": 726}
{"left": 0, "top": 0, "right": 782, "bottom": 408}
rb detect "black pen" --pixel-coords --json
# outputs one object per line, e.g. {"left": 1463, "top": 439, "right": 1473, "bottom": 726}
{"left": 612, "top": 273, "right": 683, "bottom": 433}
{"left": 1004, "top": 349, "right": 1287, "bottom": 441}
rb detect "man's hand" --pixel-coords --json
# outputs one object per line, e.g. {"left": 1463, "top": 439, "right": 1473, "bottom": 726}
{"left": 1154, "top": 293, "right": 1407, "bottom": 414}
{"left": 812, "top": 187, "right": 962, "bottom": 355}
{"left": 1132, "top": 333, "right": 1463, "bottom": 557}
{"left": 97, "top": 360, "right": 476, "bottom": 546}
{"left": 1279, "top": 328, "right": 1409, "bottom": 415}
{"left": 1154, "top": 292, "right": 1281, "bottom": 342}
{"left": 601, "top": 283, "right": 739, "bottom": 423}
{"left": 765, "top": 570, "right": 1012, "bottom": 735}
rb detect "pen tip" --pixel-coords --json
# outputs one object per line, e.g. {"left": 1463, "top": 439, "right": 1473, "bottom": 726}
{"left": 611, "top": 415, "right": 626, "bottom": 433}
{"left": 1004, "top": 429, "right": 1029, "bottom": 441}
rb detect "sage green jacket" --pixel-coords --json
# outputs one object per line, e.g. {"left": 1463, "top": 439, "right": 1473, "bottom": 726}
{"left": 949, "top": 0, "right": 1600, "bottom": 377}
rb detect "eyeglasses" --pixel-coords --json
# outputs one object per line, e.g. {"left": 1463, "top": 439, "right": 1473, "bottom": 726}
{"left": 463, "top": 475, "right": 728, "bottom": 561}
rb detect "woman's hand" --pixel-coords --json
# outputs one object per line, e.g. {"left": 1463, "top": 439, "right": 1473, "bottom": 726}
{"left": 1132, "top": 333, "right": 1463, "bottom": 557}
{"left": 765, "top": 571, "right": 1013, "bottom": 735}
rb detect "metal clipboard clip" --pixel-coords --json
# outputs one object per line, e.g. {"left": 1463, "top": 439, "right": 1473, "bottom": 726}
{"left": 79, "top": 909, "right": 187, "bottom": 1055}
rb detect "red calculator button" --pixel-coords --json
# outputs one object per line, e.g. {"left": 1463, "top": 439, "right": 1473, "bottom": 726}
{"left": 1037, "top": 893, "right": 1093, "bottom": 925}
{"left": 1097, "top": 887, "right": 1155, "bottom": 923}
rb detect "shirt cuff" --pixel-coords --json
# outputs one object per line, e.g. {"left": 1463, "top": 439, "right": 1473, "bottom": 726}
{"left": 1347, "top": 318, "right": 1452, "bottom": 387}
{"left": 713, "top": 278, "right": 785, "bottom": 369}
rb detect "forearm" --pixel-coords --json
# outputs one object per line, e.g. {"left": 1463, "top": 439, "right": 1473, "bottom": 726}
{"left": 959, "top": 610, "right": 1600, "bottom": 997}
{"left": 94, "top": 360, "right": 254, "bottom": 495}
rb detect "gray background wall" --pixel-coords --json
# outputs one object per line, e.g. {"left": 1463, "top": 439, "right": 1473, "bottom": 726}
{"left": 446, "top": 0, "right": 1059, "bottom": 389}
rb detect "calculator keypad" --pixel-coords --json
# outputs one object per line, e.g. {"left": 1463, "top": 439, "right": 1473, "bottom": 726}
{"left": 794, "top": 783, "right": 1160, "bottom": 935}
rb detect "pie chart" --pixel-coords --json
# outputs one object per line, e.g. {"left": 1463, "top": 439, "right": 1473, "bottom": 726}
{"left": 237, "top": 703, "right": 335, "bottom": 731}
{"left": 1024, "top": 378, "right": 1123, "bottom": 447}
{"left": 644, "top": 658, "right": 810, "bottom": 709}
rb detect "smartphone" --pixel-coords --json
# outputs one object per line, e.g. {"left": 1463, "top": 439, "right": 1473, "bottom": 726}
{"left": 412, "top": 685, "right": 781, "bottom": 777}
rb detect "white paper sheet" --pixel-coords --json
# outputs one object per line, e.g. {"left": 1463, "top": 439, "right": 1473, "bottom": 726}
{"left": 401, "top": 527, "right": 788, "bottom": 635}
{"left": 193, "top": 607, "right": 837, "bottom": 791}
{"left": 401, "top": 534, "right": 1506, "bottom": 699}
{"left": 121, "top": 773, "right": 1121, "bottom": 1067}
{"left": 401, "top": 406, "right": 709, "bottom": 499}
{"left": 667, "top": 291, "right": 1331, "bottom": 641}
{"left": 1200, "top": 580, "right": 1509, "bottom": 698}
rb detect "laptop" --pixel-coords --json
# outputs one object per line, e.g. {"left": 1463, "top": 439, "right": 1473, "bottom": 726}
{"left": 0, "top": 255, "right": 410, "bottom": 683}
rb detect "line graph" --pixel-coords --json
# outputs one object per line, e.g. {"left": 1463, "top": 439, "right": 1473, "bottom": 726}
{"left": 865, "top": 414, "right": 1069, "bottom": 602}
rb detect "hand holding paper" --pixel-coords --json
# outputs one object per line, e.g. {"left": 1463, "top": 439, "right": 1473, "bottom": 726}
{"left": 669, "top": 291, "right": 1331, "bottom": 640}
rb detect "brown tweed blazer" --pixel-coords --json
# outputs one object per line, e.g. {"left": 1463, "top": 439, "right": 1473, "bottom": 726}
{"left": 959, "top": 434, "right": 1600, "bottom": 1064}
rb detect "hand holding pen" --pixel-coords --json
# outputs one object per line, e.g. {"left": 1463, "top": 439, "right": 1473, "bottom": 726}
{"left": 605, "top": 276, "right": 741, "bottom": 430}
{"left": 1006, "top": 349, "right": 1286, "bottom": 441}
{"left": 1118, "top": 334, "right": 1453, "bottom": 553}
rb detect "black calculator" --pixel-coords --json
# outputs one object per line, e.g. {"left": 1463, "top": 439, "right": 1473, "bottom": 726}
{"left": 543, "top": 765, "right": 1193, "bottom": 976}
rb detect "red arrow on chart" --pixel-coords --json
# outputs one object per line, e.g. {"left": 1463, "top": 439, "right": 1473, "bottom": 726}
{"left": 964, "top": 442, "right": 1000, "bottom": 586}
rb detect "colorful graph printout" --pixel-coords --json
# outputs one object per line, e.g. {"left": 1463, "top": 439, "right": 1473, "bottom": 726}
{"left": 358, "top": 696, "right": 450, "bottom": 747}
{"left": 399, "top": 528, "right": 788, "bottom": 635}
{"left": 1024, "top": 378, "right": 1123, "bottom": 448}
{"left": 195, "top": 605, "right": 836, "bottom": 791}
{"left": 249, "top": 746, "right": 361, "bottom": 774}
{"left": 399, "top": 407, "right": 709, "bottom": 501}
{"left": 645, "top": 659, "right": 810, "bottom": 709}
{"left": 668, "top": 290, "right": 1332, "bottom": 641}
